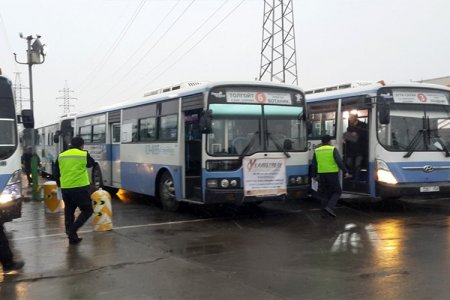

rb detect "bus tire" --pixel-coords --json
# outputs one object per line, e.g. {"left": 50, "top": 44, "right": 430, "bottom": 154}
{"left": 92, "top": 165, "right": 103, "bottom": 190}
{"left": 159, "top": 171, "right": 179, "bottom": 212}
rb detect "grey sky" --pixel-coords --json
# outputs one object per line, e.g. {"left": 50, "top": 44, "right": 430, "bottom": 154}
{"left": 1, "top": 0, "right": 449, "bottom": 126}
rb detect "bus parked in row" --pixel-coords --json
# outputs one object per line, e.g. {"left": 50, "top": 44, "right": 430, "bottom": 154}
{"left": 306, "top": 81, "right": 450, "bottom": 199}
{"left": 74, "top": 81, "right": 309, "bottom": 210}
{"left": 0, "top": 71, "right": 22, "bottom": 221}
{"left": 34, "top": 113, "right": 75, "bottom": 176}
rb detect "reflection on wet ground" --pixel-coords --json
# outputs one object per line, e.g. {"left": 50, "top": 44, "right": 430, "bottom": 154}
{"left": 2, "top": 186, "right": 450, "bottom": 299}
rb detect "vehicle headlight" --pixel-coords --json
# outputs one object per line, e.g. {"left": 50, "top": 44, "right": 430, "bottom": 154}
{"left": 376, "top": 159, "right": 398, "bottom": 184}
{"left": 220, "top": 179, "right": 230, "bottom": 188}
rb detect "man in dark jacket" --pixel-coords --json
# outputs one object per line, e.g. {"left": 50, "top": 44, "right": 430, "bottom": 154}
{"left": 344, "top": 113, "right": 368, "bottom": 181}
{"left": 311, "top": 135, "right": 350, "bottom": 217}
{"left": 54, "top": 136, "right": 95, "bottom": 245}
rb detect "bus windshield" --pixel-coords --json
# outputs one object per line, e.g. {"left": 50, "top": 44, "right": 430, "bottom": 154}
{"left": 206, "top": 103, "right": 306, "bottom": 156}
{"left": 378, "top": 103, "right": 450, "bottom": 153}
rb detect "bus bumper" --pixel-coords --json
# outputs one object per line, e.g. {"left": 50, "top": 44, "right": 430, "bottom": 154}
{"left": 204, "top": 185, "right": 309, "bottom": 204}
{"left": 376, "top": 181, "right": 450, "bottom": 198}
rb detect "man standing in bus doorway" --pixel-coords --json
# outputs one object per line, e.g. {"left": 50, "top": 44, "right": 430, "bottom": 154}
{"left": 344, "top": 113, "right": 368, "bottom": 183}
{"left": 311, "top": 135, "right": 351, "bottom": 217}
{"left": 54, "top": 137, "right": 95, "bottom": 245}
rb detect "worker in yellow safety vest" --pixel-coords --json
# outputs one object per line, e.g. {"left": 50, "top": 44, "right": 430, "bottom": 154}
{"left": 54, "top": 136, "right": 95, "bottom": 245}
{"left": 311, "top": 135, "right": 351, "bottom": 218}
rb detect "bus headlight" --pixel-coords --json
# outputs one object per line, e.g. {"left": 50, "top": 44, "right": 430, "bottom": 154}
{"left": 1, "top": 170, "right": 22, "bottom": 204}
{"left": 220, "top": 179, "right": 230, "bottom": 188}
{"left": 376, "top": 160, "right": 398, "bottom": 184}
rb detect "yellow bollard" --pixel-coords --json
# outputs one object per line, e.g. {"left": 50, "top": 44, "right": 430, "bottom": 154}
{"left": 91, "top": 188, "right": 113, "bottom": 231}
{"left": 43, "top": 181, "right": 62, "bottom": 213}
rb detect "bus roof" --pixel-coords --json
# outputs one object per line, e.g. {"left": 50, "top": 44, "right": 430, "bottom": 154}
{"left": 77, "top": 80, "right": 304, "bottom": 118}
{"left": 306, "top": 81, "right": 450, "bottom": 103}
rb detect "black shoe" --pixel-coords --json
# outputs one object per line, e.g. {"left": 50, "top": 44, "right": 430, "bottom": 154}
{"left": 69, "top": 237, "right": 83, "bottom": 245}
{"left": 324, "top": 207, "right": 337, "bottom": 218}
{"left": 3, "top": 260, "right": 25, "bottom": 273}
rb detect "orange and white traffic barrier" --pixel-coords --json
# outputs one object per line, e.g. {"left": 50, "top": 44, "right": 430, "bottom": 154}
{"left": 43, "top": 181, "right": 62, "bottom": 213}
{"left": 91, "top": 188, "right": 113, "bottom": 231}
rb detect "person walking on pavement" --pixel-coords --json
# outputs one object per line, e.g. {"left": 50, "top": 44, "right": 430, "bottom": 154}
{"left": 54, "top": 136, "right": 95, "bottom": 245}
{"left": 0, "top": 222, "right": 24, "bottom": 274}
{"left": 311, "top": 135, "right": 351, "bottom": 217}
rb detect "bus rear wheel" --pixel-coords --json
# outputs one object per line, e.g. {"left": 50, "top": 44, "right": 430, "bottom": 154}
{"left": 159, "top": 172, "right": 179, "bottom": 211}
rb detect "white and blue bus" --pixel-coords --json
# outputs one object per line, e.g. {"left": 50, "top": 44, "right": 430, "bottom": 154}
{"left": 74, "top": 81, "right": 309, "bottom": 210}
{"left": 0, "top": 71, "right": 22, "bottom": 220}
{"left": 306, "top": 81, "right": 450, "bottom": 199}
{"left": 34, "top": 113, "right": 75, "bottom": 177}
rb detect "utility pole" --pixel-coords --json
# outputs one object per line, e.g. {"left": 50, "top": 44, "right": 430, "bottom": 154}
{"left": 14, "top": 33, "right": 46, "bottom": 201}
{"left": 259, "top": 0, "right": 298, "bottom": 85}
{"left": 57, "top": 80, "right": 77, "bottom": 114}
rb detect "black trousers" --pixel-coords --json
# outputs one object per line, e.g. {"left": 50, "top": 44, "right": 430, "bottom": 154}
{"left": 0, "top": 223, "right": 13, "bottom": 267}
{"left": 61, "top": 187, "right": 94, "bottom": 236}
{"left": 318, "top": 172, "right": 342, "bottom": 209}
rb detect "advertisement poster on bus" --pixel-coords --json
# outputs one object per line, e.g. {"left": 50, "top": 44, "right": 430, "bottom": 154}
{"left": 243, "top": 158, "right": 287, "bottom": 197}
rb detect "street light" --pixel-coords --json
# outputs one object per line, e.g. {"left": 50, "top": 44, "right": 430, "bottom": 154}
{"left": 14, "top": 33, "right": 47, "bottom": 201}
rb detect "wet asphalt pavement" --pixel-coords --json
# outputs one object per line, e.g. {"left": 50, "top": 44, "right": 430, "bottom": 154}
{"left": 1, "top": 183, "right": 450, "bottom": 300}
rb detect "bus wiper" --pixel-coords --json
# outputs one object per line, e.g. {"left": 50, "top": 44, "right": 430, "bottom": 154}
{"left": 429, "top": 129, "right": 450, "bottom": 157}
{"left": 404, "top": 129, "right": 425, "bottom": 158}
{"left": 238, "top": 131, "right": 259, "bottom": 162}
{"left": 266, "top": 132, "right": 290, "bottom": 158}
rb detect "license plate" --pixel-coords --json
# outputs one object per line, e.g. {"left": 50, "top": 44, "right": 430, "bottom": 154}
{"left": 420, "top": 186, "right": 439, "bottom": 192}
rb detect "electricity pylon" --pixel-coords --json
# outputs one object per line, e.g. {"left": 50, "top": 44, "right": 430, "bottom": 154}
{"left": 57, "top": 81, "right": 77, "bottom": 114}
{"left": 259, "top": 0, "right": 298, "bottom": 85}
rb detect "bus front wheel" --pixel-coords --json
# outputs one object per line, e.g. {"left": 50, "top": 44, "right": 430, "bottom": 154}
{"left": 92, "top": 166, "right": 103, "bottom": 190}
{"left": 159, "top": 172, "right": 179, "bottom": 211}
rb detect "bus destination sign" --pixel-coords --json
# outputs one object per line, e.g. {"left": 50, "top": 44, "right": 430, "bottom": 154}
{"left": 393, "top": 90, "right": 449, "bottom": 105}
{"left": 226, "top": 91, "right": 292, "bottom": 105}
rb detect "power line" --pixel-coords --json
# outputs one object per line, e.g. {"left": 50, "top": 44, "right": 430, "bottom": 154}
{"left": 79, "top": 0, "right": 147, "bottom": 93}
{"left": 98, "top": 0, "right": 197, "bottom": 102}
{"left": 145, "top": 0, "right": 248, "bottom": 87}
{"left": 0, "top": 12, "right": 19, "bottom": 73}
{"left": 98, "top": 0, "right": 183, "bottom": 91}
{"left": 104, "top": 0, "right": 245, "bottom": 104}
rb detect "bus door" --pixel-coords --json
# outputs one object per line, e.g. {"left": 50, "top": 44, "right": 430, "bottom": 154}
{"left": 184, "top": 110, "right": 202, "bottom": 200}
{"left": 110, "top": 123, "right": 121, "bottom": 187}
{"left": 341, "top": 106, "right": 370, "bottom": 194}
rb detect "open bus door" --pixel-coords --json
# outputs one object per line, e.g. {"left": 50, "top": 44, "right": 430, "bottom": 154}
{"left": 184, "top": 110, "right": 202, "bottom": 201}
{"left": 341, "top": 107, "right": 370, "bottom": 194}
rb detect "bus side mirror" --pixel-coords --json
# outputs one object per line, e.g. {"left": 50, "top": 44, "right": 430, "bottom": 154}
{"left": 53, "top": 130, "right": 60, "bottom": 143}
{"left": 21, "top": 109, "right": 35, "bottom": 129}
{"left": 199, "top": 109, "right": 212, "bottom": 134}
{"left": 377, "top": 95, "right": 392, "bottom": 125}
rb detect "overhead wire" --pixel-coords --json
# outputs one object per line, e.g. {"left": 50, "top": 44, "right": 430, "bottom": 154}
{"left": 145, "top": 0, "right": 248, "bottom": 89}
{"left": 78, "top": 0, "right": 147, "bottom": 94}
{"left": 101, "top": 0, "right": 243, "bottom": 104}
{"left": 97, "top": 0, "right": 197, "bottom": 104}
{"left": 0, "top": 12, "right": 19, "bottom": 73}
{"left": 101, "top": 0, "right": 183, "bottom": 89}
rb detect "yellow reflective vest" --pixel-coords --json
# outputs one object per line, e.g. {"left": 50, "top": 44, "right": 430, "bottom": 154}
{"left": 58, "top": 148, "right": 90, "bottom": 189}
{"left": 314, "top": 145, "right": 339, "bottom": 173}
